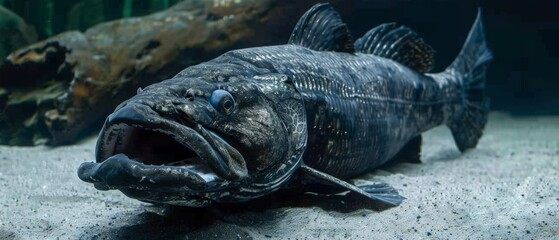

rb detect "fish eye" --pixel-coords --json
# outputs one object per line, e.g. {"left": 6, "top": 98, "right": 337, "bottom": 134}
{"left": 210, "top": 89, "right": 235, "bottom": 115}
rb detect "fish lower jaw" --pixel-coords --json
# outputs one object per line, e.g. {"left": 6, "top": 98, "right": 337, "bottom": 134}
{"left": 77, "top": 152, "right": 230, "bottom": 201}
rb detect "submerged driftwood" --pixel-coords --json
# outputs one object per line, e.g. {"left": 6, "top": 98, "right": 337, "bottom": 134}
{"left": 0, "top": 0, "right": 348, "bottom": 145}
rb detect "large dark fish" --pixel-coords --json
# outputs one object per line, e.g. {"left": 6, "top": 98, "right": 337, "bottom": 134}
{"left": 78, "top": 4, "right": 492, "bottom": 208}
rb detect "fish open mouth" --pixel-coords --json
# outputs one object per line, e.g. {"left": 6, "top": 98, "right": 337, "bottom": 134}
{"left": 78, "top": 103, "right": 248, "bottom": 194}
{"left": 113, "top": 126, "right": 203, "bottom": 167}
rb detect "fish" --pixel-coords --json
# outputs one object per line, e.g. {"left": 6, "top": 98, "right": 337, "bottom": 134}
{"left": 78, "top": 3, "right": 492, "bottom": 208}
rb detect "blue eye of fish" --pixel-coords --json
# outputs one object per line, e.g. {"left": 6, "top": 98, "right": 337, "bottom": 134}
{"left": 210, "top": 89, "right": 235, "bottom": 115}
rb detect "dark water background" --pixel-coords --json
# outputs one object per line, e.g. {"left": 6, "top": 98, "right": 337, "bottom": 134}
{"left": 350, "top": 0, "right": 559, "bottom": 115}
{"left": 2, "top": 0, "right": 558, "bottom": 115}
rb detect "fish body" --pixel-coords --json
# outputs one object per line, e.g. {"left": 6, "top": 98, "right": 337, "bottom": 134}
{"left": 78, "top": 4, "right": 492, "bottom": 208}
{"left": 211, "top": 45, "right": 450, "bottom": 179}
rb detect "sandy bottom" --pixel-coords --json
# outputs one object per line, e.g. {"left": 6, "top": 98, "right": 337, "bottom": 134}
{"left": 1, "top": 112, "right": 558, "bottom": 239}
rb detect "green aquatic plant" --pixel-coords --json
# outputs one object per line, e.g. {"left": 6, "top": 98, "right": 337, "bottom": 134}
{"left": 0, "top": 0, "right": 180, "bottom": 39}
{"left": 123, "top": 0, "right": 133, "bottom": 17}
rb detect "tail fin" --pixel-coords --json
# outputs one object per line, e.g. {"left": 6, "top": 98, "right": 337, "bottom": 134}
{"left": 446, "top": 10, "right": 493, "bottom": 152}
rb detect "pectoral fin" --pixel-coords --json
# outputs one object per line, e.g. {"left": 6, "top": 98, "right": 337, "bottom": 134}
{"left": 299, "top": 164, "right": 405, "bottom": 207}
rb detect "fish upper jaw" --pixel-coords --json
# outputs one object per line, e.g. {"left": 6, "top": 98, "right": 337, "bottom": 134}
{"left": 77, "top": 102, "right": 249, "bottom": 201}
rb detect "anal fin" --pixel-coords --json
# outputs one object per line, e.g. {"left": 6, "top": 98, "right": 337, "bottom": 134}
{"left": 299, "top": 164, "right": 405, "bottom": 208}
{"left": 391, "top": 135, "right": 422, "bottom": 164}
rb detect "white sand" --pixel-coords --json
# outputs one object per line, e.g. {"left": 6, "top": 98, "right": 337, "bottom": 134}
{"left": 1, "top": 112, "right": 558, "bottom": 239}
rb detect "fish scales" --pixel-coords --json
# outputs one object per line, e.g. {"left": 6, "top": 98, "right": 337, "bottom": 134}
{"left": 78, "top": 3, "right": 491, "bottom": 208}
{"left": 218, "top": 45, "right": 450, "bottom": 178}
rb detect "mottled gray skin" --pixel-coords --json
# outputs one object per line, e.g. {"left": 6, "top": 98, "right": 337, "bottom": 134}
{"left": 80, "top": 44, "right": 452, "bottom": 205}
{"left": 177, "top": 46, "right": 458, "bottom": 179}
{"left": 78, "top": 39, "right": 469, "bottom": 206}
{"left": 78, "top": 4, "right": 490, "bottom": 207}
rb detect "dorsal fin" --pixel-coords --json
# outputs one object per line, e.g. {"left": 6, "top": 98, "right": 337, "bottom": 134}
{"left": 355, "top": 23, "right": 435, "bottom": 73}
{"left": 288, "top": 3, "right": 354, "bottom": 53}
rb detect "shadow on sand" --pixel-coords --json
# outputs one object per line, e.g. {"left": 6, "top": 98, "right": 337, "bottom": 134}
{"left": 87, "top": 188, "right": 393, "bottom": 239}
{"left": 85, "top": 146, "right": 464, "bottom": 239}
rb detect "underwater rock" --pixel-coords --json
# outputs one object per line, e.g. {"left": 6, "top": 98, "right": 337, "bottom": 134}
{"left": 0, "top": 6, "right": 37, "bottom": 65}
{"left": 0, "top": 0, "right": 349, "bottom": 146}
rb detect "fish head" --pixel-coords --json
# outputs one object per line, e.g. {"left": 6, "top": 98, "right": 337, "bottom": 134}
{"left": 78, "top": 72, "right": 307, "bottom": 206}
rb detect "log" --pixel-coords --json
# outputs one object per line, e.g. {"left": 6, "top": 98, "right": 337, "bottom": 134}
{"left": 0, "top": 0, "right": 352, "bottom": 145}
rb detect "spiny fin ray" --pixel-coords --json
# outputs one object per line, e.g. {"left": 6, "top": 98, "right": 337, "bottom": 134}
{"left": 288, "top": 3, "right": 354, "bottom": 53}
{"left": 355, "top": 23, "right": 435, "bottom": 73}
